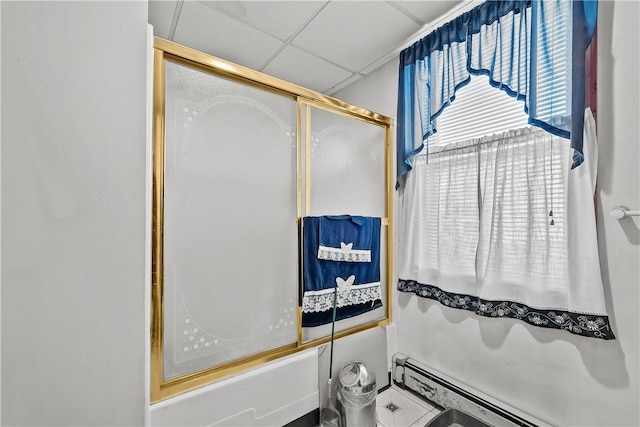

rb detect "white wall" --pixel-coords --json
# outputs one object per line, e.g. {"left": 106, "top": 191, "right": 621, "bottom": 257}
{"left": 150, "top": 327, "right": 389, "bottom": 426}
{"left": 150, "top": 350, "right": 320, "bottom": 427}
{"left": 3, "top": 1, "right": 635, "bottom": 425}
{"left": 336, "top": 1, "right": 640, "bottom": 426}
{"left": 0, "top": 3, "right": 390, "bottom": 425}
{"left": 1, "top": 2, "right": 148, "bottom": 425}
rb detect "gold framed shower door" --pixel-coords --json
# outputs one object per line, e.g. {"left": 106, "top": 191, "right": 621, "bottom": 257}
{"left": 151, "top": 37, "right": 394, "bottom": 403}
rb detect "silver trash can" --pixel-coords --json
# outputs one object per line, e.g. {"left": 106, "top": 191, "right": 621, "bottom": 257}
{"left": 337, "top": 361, "right": 377, "bottom": 427}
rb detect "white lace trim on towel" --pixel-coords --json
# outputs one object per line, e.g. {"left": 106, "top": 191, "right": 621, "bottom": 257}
{"left": 317, "top": 243, "right": 371, "bottom": 262}
{"left": 302, "top": 281, "right": 381, "bottom": 313}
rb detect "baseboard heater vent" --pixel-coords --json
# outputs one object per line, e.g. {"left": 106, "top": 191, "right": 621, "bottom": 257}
{"left": 392, "top": 353, "right": 550, "bottom": 427}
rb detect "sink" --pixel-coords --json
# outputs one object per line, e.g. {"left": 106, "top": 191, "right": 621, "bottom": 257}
{"left": 424, "top": 408, "right": 493, "bottom": 427}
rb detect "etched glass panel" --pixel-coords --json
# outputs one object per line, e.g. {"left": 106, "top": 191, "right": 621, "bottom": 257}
{"left": 303, "top": 106, "right": 387, "bottom": 342}
{"left": 163, "top": 60, "right": 298, "bottom": 379}
{"left": 309, "top": 108, "right": 386, "bottom": 216}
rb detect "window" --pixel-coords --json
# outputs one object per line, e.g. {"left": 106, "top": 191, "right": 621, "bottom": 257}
{"left": 423, "top": 76, "right": 567, "bottom": 289}
{"left": 397, "top": 3, "right": 613, "bottom": 340}
{"left": 399, "top": 92, "right": 613, "bottom": 340}
{"left": 402, "top": 78, "right": 570, "bottom": 296}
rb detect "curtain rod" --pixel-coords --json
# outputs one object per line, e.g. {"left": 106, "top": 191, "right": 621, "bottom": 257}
{"left": 398, "top": 0, "right": 484, "bottom": 52}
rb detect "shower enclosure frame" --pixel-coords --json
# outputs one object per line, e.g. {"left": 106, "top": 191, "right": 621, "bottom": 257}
{"left": 151, "top": 37, "right": 394, "bottom": 403}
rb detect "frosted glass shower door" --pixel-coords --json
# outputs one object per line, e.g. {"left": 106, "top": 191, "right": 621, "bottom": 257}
{"left": 302, "top": 104, "right": 389, "bottom": 342}
{"left": 162, "top": 61, "right": 298, "bottom": 380}
{"left": 308, "top": 107, "right": 386, "bottom": 215}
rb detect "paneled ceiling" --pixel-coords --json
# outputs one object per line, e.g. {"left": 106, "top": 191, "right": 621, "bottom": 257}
{"left": 149, "top": 0, "right": 465, "bottom": 95}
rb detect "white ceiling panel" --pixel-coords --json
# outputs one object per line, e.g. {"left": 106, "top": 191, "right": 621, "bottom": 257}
{"left": 148, "top": 0, "right": 179, "bottom": 39}
{"left": 292, "top": 1, "right": 421, "bottom": 72}
{"left": 262, "top": 45, "right": 353, "bottom": 93}
{"left": 390, "top": 1, "right": 465, "bottom": 26}
{"left": 173, "top": 1, "right": 285, "bottom": 71}
{"left": 325, "top": 73, "right": 366, "bottom": 97}
{"left": 150, "top": 0, "right": 467, "bottom": 95}
{"left": 198, "top": 1, "right": 329, "bottom": 41}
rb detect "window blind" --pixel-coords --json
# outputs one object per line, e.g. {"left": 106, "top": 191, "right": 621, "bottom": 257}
{"left": 427, "top": 75, "right": 530, "bottom": 148}
{"left": 533, "top": 0, "right": 572, "bottom": 130}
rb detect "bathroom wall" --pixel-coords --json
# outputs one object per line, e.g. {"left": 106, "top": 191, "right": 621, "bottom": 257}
{"left": 1, "top": 1, "right": 148, "bottom": 425}
{"left": 2, "top": 3, "right": 391, "bottom": 425}
{"left": 335, "top": 1, "right": 640, "bottom": 426}
{"left": 2, "top": 1, "right": 636, "bottom": 426}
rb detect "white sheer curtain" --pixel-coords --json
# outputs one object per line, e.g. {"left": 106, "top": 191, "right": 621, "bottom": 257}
{"left": 399, "top": 109, "right": 613, "bottom": 339}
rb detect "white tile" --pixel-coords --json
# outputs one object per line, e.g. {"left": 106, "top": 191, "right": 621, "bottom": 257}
{"left": 199, "top": 1, "right": 328, "bottom": 41}
{"left": 263, "top": 45, "right": 352, "bottom": 93}
{"left": 376, "top": 388, "right": 430, "bottom": 427}
{"left": 376, "top": 389, "right": 392, "bottom": 407}
{"left": 173, "top": 1, "right": 284, "bottom": 71}
{"left": 377, "top": 405, "right": 428, "bottom": 427}
{"left": 410, "top": 410, "right": 439, "bottom": 427}
{"left": 384, "top": 386, "right": 436, "bottom": 411}
{"left": 292, "top": 1, "right": 420, "bottom": 72}
{"left": 393, "top": 387, "right": 436, "bottom": 412}
{"left": 148, "top": 0, "right": 179, "bottom": 39}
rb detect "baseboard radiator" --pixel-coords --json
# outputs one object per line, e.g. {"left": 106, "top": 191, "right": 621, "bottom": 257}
{"left": 392, "top": 353, "right": 550, "bottom": 427}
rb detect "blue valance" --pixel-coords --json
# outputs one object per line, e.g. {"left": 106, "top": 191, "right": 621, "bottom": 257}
{"left": 397, "top": 0, "right": 598, "bottom": 185}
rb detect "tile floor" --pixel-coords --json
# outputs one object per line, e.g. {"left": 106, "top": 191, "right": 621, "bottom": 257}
{"left": 376, "top": 386, "right": 443, "bottom": 427}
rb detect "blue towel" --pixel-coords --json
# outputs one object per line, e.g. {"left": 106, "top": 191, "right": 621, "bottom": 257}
{"left": 318, "top": 215, "right": 375, "bottom": 262}
{"left": 302, "top": 216, "right": 382, "bottom": 327}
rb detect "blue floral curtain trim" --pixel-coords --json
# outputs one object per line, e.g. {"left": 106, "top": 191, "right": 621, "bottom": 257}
{"left": 398, "top": 279, "right": 615, "bottom": 340}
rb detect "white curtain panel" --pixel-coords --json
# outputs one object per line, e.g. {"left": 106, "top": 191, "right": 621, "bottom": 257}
{"left": 398, "top": 109, "right": 613, "bottom": 339}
